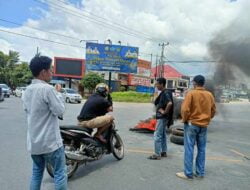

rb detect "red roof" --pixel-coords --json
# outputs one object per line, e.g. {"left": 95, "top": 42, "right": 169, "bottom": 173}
{"left": 151, "top": 64, "right": 183, "bottom": 78}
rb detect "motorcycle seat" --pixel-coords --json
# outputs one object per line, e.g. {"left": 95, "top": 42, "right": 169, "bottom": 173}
{"left": 60, "top": 125, "right": 93, "bottom": 134}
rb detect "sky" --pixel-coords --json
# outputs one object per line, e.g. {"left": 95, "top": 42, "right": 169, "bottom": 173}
{"left": 0, "top": 0, "right": 247, "bottom": 76}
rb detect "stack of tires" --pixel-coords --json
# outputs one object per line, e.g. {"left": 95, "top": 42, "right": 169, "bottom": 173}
{"left": 170, "top": 128, "right": 184, "bottom": 145}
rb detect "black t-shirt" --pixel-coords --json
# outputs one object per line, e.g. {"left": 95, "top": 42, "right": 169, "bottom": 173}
{"left": 77, "top": 93, "right": 111, "bottom": 121}
{"left": 154, "top": 89, "right": 173, "bottom": 119}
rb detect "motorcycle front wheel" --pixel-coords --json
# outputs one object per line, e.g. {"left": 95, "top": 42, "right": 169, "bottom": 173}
{"left": 111, "top": 133, "right": 124, "bottom": 160}
{"left": 46, "top": 158, "right": 78, "bottom": 179}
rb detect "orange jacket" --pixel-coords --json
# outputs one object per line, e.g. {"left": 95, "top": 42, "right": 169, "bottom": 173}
{"left": 181, "top": 87, "right": 216, "bottom": 127}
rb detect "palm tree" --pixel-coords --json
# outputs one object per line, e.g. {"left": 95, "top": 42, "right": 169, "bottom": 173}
{"left": 7, "top": 50, "right": 19, "bottom": 67}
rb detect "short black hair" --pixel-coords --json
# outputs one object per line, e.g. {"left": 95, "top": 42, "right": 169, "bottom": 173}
{"left": 29, "top": 54, "right": 52, "bottom": 77}
{"left": 156, "top": 77, "right": 166, "bottom": 87}
{"left": 193, "top": 75, "right": 205, "bottom": 86}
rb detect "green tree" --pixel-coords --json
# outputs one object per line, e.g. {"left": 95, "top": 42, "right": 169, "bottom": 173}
{"left": 0, "top": 51, "right": 10, "bottom": 84}
{"left": 0, "top": 50, "right": 30, "bottom": 88}
{"left": 81, "top": 72, "right": 105, "bottom": 93}
{"left": 10, "top": 62, "right": 32, "bottom": 87}
{"left": 0, "top": 51, "right": 9, "bottom": 68}
{"left": 7, "top": 50, "right": 19, "bottom": 68}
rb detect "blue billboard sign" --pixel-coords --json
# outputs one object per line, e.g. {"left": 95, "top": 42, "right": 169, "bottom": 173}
{"left": 85, "top": 42, "right": 138, "bottom": 73}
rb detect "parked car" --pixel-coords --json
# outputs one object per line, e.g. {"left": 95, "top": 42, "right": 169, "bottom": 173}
{"left": 14, "top": 87, "right": 27, "bottom": 97}
{"left": 0, "top": 84, "right": 11, "bottom": 98}
{"left": 60, "top": 88, "right": 82, "bottom": 103}
{"left": 220, "top": 95, "right": 230, "bottom": 103}
{"left": 0, "top": 87, "right": 4, "bottom": 102}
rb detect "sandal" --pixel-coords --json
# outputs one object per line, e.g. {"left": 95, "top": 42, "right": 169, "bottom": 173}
{"left": 148, "top": 154, "right": 161, "bottom": 160}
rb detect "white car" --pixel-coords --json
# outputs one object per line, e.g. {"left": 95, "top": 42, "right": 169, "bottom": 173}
{"left": 14, "top": 87, "right": 26, "bottom": 97}
{"left": 60, "top": 88, "right": 82, "bottom": 103}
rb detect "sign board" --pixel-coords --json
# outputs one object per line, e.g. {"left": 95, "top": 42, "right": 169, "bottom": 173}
{"left": 128, "top": 74, "right": 151, "bottom": 87}
{"left": 53, "top": 57, "right": 84, "bottom": 79}
{"left": 86, "top": 42, "right": 138, "bottom": 73}
{"left": 137, "top": 59, "right": 151, "bottom": 77}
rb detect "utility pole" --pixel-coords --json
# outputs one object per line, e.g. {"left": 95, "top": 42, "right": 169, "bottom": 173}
{"left": 150, "top": 53, "right": 153, "bottom": 67}
{"left": 159, "top": 42, "right": 169, "bottom": 78}
{"left": 107, "top": 39, "right": 112, "bottom": 90}
{"left": 36, "top": 47, "right": 39, "bottom": 55}
{"left": 155, "top": 54, "right": 158, "bottom": 80}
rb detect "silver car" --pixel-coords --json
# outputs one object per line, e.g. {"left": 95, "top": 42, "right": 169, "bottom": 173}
{"left": 0, "top": 84, "right": 11, "bottom": 98}
{"left": 0, "top": 87, "right": 4, "bottom": 102}
{"left": 60, "top": 88, "right": 82, "bottom": 103}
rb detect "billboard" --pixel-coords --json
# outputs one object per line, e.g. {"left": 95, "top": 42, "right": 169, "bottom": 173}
{"left": 137, "top": 59, "right": 151, "bottom": 77}
{"left": 53, "top": 57, "right": 84, "bottom": 79}
{"left": 86, "top": 42, "right": 138, "bottom": 73}
{"left": 128, "top": 74, "right": 151, "bottom": 87}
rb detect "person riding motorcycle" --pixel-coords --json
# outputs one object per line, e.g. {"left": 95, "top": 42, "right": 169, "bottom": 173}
{"left": 77, "top": 83, "right": 114, "bottom": 143}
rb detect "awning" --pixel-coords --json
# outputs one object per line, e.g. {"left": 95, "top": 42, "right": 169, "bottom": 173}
{"left": 50, "top": 80, "right": 66, "bottom": 84}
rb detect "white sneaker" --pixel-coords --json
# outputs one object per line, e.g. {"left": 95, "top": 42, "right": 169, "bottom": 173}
{"left": 176, "top": 172, "right": 193, "bottom": 180}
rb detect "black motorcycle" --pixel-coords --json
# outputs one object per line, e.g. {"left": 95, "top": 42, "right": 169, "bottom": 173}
{"left": 46, "top": 122, "right": 124, "bottom": 178}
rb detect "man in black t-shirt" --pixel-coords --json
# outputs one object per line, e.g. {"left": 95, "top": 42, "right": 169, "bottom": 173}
{"left": 77, "top": 83, "right": 113, "bottom": 143}
{"left": 148, "top": 78, "right": 173, "bottom": 160}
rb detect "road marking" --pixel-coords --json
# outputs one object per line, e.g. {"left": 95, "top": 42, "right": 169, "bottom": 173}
{"left": 126, "top": 148, "right": 153, "bottom": 154}
{"left": 230, "top": 149, "right": 250, "bottom": 160}
{"left": 207, "top": 156, "right": 242, "bottom": 163}
{"left": 126, "top": 148, "right": 243, "bottom": 163}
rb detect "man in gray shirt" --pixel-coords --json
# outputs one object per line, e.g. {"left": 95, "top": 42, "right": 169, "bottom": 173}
{"left": 22, "top": 55, "right": 67, "bottom": 190}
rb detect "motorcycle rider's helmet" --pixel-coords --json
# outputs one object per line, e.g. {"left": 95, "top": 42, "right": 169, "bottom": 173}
{"left": 95, "top": 83, "right": 109, "bottom": 97}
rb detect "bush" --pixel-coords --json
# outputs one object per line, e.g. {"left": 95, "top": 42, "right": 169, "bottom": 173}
{"left": 80, "top": 72, "right": 105, "bottom": 93}
{"left": 111, "top": 91, "right": 152, "bottom": 103}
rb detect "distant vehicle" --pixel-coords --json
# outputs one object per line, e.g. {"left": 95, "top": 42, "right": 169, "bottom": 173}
{"left": 0, "top": 84, "right": 11, "bottom": 98}
{"left": 0, "top": 87, "right": 4, "bottom": 102}
{"left": 220, "top": 95, "right": 230, "bottom": 103}
{"left": 60, "top": 88, "right": 82, "bottom": 103}
{"left": 14, "top": 87, "right": 26, "bottom": 97}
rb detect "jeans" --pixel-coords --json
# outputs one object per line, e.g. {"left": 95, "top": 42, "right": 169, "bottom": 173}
{"left": 184, "top": 123, "right": 207, "bottom": 178}
{"left": 30, "top": 146, "right": 67, "bottom": 190}
{"left": 154, "top": 119, "right": 168, "bottom": 155}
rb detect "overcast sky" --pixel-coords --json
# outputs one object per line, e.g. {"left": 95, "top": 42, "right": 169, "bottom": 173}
{"left": 0, "top": 0, "right": 247, "bottom": 76}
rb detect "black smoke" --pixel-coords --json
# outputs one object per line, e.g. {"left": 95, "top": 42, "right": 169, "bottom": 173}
{"left": 209, "top": 3, "right": 250, "bottom": 85}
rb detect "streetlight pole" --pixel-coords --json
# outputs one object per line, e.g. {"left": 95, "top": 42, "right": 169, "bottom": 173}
{"left": 105, "top": 39, "right": 113, "bottom": 90}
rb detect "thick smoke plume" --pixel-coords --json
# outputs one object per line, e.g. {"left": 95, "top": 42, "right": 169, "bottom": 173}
{"left": 209, "top": 2, "right": 250, "bottom": 86}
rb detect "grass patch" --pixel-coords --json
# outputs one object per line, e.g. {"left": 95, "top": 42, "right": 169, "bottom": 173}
{"left": 111, "top": 91, "right": 152, "bottom": 103}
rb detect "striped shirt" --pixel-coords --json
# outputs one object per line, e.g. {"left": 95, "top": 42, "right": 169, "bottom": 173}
{"left": 22, "top": 79, "right": 65, "bottom": 155}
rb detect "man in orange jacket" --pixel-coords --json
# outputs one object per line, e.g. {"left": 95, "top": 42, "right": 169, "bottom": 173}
{"left": 176, "top": 75, "right": 216, "bottom": 180}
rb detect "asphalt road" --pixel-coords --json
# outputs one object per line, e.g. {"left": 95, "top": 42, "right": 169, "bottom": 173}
{"left": 0, "top": 97, "right": 250, "bottom": 190}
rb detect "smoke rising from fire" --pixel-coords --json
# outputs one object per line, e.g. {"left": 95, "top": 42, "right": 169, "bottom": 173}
{"left": 209, "top": 1, "right": 250, "bottom": 85}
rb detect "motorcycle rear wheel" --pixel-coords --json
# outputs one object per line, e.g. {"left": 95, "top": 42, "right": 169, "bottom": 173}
{"left": 46, "top": 158, "right": 78, "bottom": 179}
{"left": 111, "top": 133, "right": 124, "bottom": 160}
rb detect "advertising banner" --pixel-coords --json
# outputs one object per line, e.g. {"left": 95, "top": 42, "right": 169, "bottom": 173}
{"left": 86, "top": 42, "right": 138, "bottom": 73}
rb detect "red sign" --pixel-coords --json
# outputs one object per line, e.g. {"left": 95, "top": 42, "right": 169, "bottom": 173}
{"left": 137, "top": 59, "right": 151, "bottom": 77}
{"left": 128, "top": 74, "right": 151, "bottom": 86}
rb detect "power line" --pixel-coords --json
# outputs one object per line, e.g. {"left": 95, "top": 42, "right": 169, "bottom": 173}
{"left": 165, "top": 60, "right": 216, "bottom": 63}
{"left": 34, "top": 0, "right": 160, "bottom": 42}
{"left": 0, "top": 18, "right": 81, "bottom": 41}
{"left": 0, "top": 28, "right": 215, "bottom": 64}
{"left": 55, "top": 0, "right": 160, "bottom": 41}
{"left": 0, "top": 29, "right": 83, "bottom": 49}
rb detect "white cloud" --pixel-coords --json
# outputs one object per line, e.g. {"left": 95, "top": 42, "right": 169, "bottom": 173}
{"left": 0, "top": 0, "right": 247, "bottom": 75}
{"left": 180, "top": 42, "right": 208, "bottom": 58}
{"left": 0, "top": 39, "right": 13, "bottom": 54}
